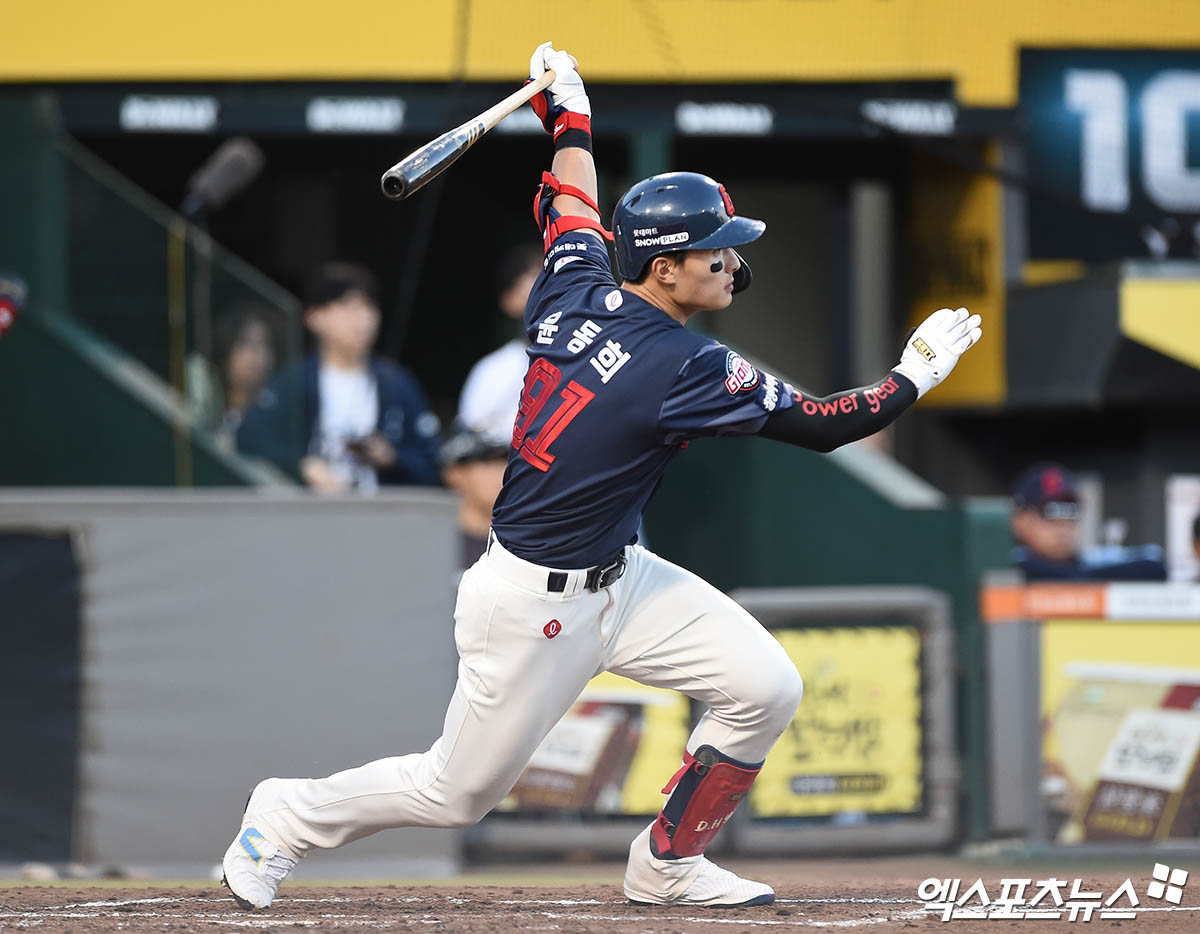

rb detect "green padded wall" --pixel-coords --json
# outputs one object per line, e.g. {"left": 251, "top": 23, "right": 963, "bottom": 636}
{"left": 0, "top": 314, "right": 255, "bottom": 486}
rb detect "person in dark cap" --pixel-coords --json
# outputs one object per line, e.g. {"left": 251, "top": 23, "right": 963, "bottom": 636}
{"left": 442, "top": 246, "right": 544, "bottom": 567}
{"left": 1011, "top": 463, "right": 1166, "bottom": 581}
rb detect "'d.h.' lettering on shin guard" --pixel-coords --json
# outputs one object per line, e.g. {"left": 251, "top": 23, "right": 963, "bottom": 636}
{"left": 650, "top": 745, "right": 763, "bottom": 859}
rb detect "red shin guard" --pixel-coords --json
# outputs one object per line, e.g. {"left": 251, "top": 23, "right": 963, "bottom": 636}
{"left": 650, "top": 745, "right": 762, "bottom": 859}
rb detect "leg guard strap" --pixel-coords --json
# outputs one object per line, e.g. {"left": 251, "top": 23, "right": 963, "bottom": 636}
{"left": 650, "top": 745, "right": 762, "bottom": 859}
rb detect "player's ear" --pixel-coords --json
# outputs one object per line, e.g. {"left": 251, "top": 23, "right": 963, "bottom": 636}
{"left": 650, "top": 255, "right": 678, "bottom": 285}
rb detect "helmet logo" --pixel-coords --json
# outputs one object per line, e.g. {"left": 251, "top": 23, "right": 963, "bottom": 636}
{"left": 718, "top": 184, "right": 736, "bottom": 217}
{"left": 632, "top": 222, "right": 690, "bottom": 248}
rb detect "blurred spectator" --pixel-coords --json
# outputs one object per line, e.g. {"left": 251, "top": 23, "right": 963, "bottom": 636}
{"left": 440, "top": 423, "right": 510, "bottom": 568}
{"left": 0, "top": 273, "right": 25, "bottom": 341}
{"left": 1193, "top": 512, "right": 1200, "bottom": 581}
{"left": 443, "top": 246, "right": 542, "bottom": 564}
{"left": 216, "top": 305, "right": 277, "bottom": 435}
{"left": 237, "top": 262, "right": 440, "bottom": 492}
{"left": 1011, "top": 463, "right": 1166, "bottom": 581}
{"left": 189, "top": 303, "right": 278, "bottom": 442}
{"left": 456, "top": 245, "right": 543, "bottom": 442}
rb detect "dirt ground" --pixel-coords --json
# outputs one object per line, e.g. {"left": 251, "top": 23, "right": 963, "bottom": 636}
{"left": 2, "top": 857, "right": 1197, "bottom": 933}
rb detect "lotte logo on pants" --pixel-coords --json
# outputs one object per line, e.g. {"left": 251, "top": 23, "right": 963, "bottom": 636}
{"left": 543, "top": 619, "right": 562, "bottom": 639}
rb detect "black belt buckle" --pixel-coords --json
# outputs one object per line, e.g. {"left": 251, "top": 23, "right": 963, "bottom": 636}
{"left": 586, "top": 553, "right": 627, "bottom": 592}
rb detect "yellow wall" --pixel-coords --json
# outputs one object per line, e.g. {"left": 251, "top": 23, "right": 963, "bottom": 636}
{"left": 1119, "top": 277, "right": 1200, "bottom": 372}
{"left": 907, "top": 144, "right": 1007, "bottom": 407}
{"left": 753, "top": 627, "right": 924, "bottom": 817}
{"left": 10, "top": 0, "right": 1200, "bottom": 105}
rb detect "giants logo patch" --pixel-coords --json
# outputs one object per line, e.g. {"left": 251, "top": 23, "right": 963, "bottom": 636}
{"left": 724, "top": 352, "right": 759, "bottom": 394}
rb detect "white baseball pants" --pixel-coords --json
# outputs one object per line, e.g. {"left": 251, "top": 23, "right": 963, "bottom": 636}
{"left": 252, "top": 538, "right": 804, "bottom": 857}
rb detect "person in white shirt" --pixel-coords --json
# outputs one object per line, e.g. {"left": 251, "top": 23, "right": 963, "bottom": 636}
{"left": 444, "top": 246, "right": 543, "bottom": 561}
{"left": 456, "top": 246, "right": 544, "bottom": 443}
{"left": 238, "top": 263, "right": 441, "bottom": 491}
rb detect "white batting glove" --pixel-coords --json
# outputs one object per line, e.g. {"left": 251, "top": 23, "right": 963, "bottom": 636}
{"left": 529, "top": 40, "right": 590, "bottom": 117}
{"left": 893, "top": 306, "right": 983, "bottom": 398}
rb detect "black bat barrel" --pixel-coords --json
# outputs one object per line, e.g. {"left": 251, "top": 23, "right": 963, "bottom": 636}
{"left": 381, "top": 173, "right": 409, "bottom": 200}
{"left": 380, "top": 121, "right": 484, "bottom": 201}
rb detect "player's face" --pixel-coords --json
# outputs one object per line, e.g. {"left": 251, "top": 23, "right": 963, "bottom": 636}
{"left": 674, "top": 248, "right": 740, "bottom": 312}
{"left": 307, "top": 291, "right": 381, "bottom": 361}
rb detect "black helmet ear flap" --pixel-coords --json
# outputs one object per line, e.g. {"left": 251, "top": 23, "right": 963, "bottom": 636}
{"left": 731, "top": 251, "right": 752, "bottom": 294}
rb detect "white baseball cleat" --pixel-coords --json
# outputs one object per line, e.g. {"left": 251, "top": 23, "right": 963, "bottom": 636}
{"left": 623, "top": 822, "right": 774, "bottom": 907}
{"left": 221, "top": 780, "right": 299, "bottom": 910}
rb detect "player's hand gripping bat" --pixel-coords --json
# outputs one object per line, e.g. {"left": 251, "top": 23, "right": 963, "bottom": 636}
{"left": 380, "top": 70, "right": 556, "bottom": 200}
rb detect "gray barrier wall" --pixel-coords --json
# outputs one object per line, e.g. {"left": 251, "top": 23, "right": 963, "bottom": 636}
{"left": 0, "top": 490, "right": 462, "bottom": 878}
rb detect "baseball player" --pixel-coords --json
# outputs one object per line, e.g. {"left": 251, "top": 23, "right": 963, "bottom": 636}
{"left": 221, "top": 42, "right": 982, "bottom": 910}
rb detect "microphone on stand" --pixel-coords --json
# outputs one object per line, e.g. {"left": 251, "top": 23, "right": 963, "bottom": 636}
{"left": 181, "top": 137, "right": 264, "bottom": 220}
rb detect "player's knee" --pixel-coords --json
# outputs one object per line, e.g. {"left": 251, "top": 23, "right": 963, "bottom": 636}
{"left": 442, "top": 809, "right": 484, "bottom": 830}
{"left": 760, "top": 666, "right": 804, "bottom": 733}
{"left": 417, "top": 773, "right": 499, "bottom": 828}
{"left": 722, "top": 661, "right": 803, "bottom": 733}
{"left": 781, "top": 667, "right": 804, "bottom": 715}
{"left": 438, "top": 793, "right": 493, "bottom": 828}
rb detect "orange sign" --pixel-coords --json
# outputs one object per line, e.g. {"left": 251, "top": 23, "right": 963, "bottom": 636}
{"left": 980, "top": 584, "right": 1107, "bottom": 622}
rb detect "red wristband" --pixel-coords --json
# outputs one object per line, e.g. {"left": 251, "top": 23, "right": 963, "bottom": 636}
{"left": 552, "top": 112, "right": 593, "bottom": 152}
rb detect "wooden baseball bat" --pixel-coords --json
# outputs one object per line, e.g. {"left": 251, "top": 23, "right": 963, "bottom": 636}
{"left": 381, "top": 70, "right": 557, "bottom": 201}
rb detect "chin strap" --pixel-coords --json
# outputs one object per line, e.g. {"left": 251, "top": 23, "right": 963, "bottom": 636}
{"left": 731, "top": 251, "right": 753, "bottom": 293}
{"left": 533, "top": 171, "right": 614, "bottom": 252}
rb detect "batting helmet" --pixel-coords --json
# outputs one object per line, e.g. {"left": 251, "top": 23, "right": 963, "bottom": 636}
{"left": 612, "top": 172, "right": 765, "bottom": 292}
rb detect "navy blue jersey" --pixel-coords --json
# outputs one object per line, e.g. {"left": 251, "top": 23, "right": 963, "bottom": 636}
{"left": 490, "top": 232, "right": 794, "bottom": 567}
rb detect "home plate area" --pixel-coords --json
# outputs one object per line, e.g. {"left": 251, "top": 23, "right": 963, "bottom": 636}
{"left": 3, "top": 866, "right": 1198, "bottom": 934}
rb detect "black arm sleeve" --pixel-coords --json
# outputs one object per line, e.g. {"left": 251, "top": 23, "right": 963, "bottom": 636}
{"left": 758, "top": 371, "right": 917, "bottom": 453}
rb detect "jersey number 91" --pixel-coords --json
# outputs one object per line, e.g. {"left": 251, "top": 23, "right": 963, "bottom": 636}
{"left": 512, "top": 358, "right": 596, "bottom": 472}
